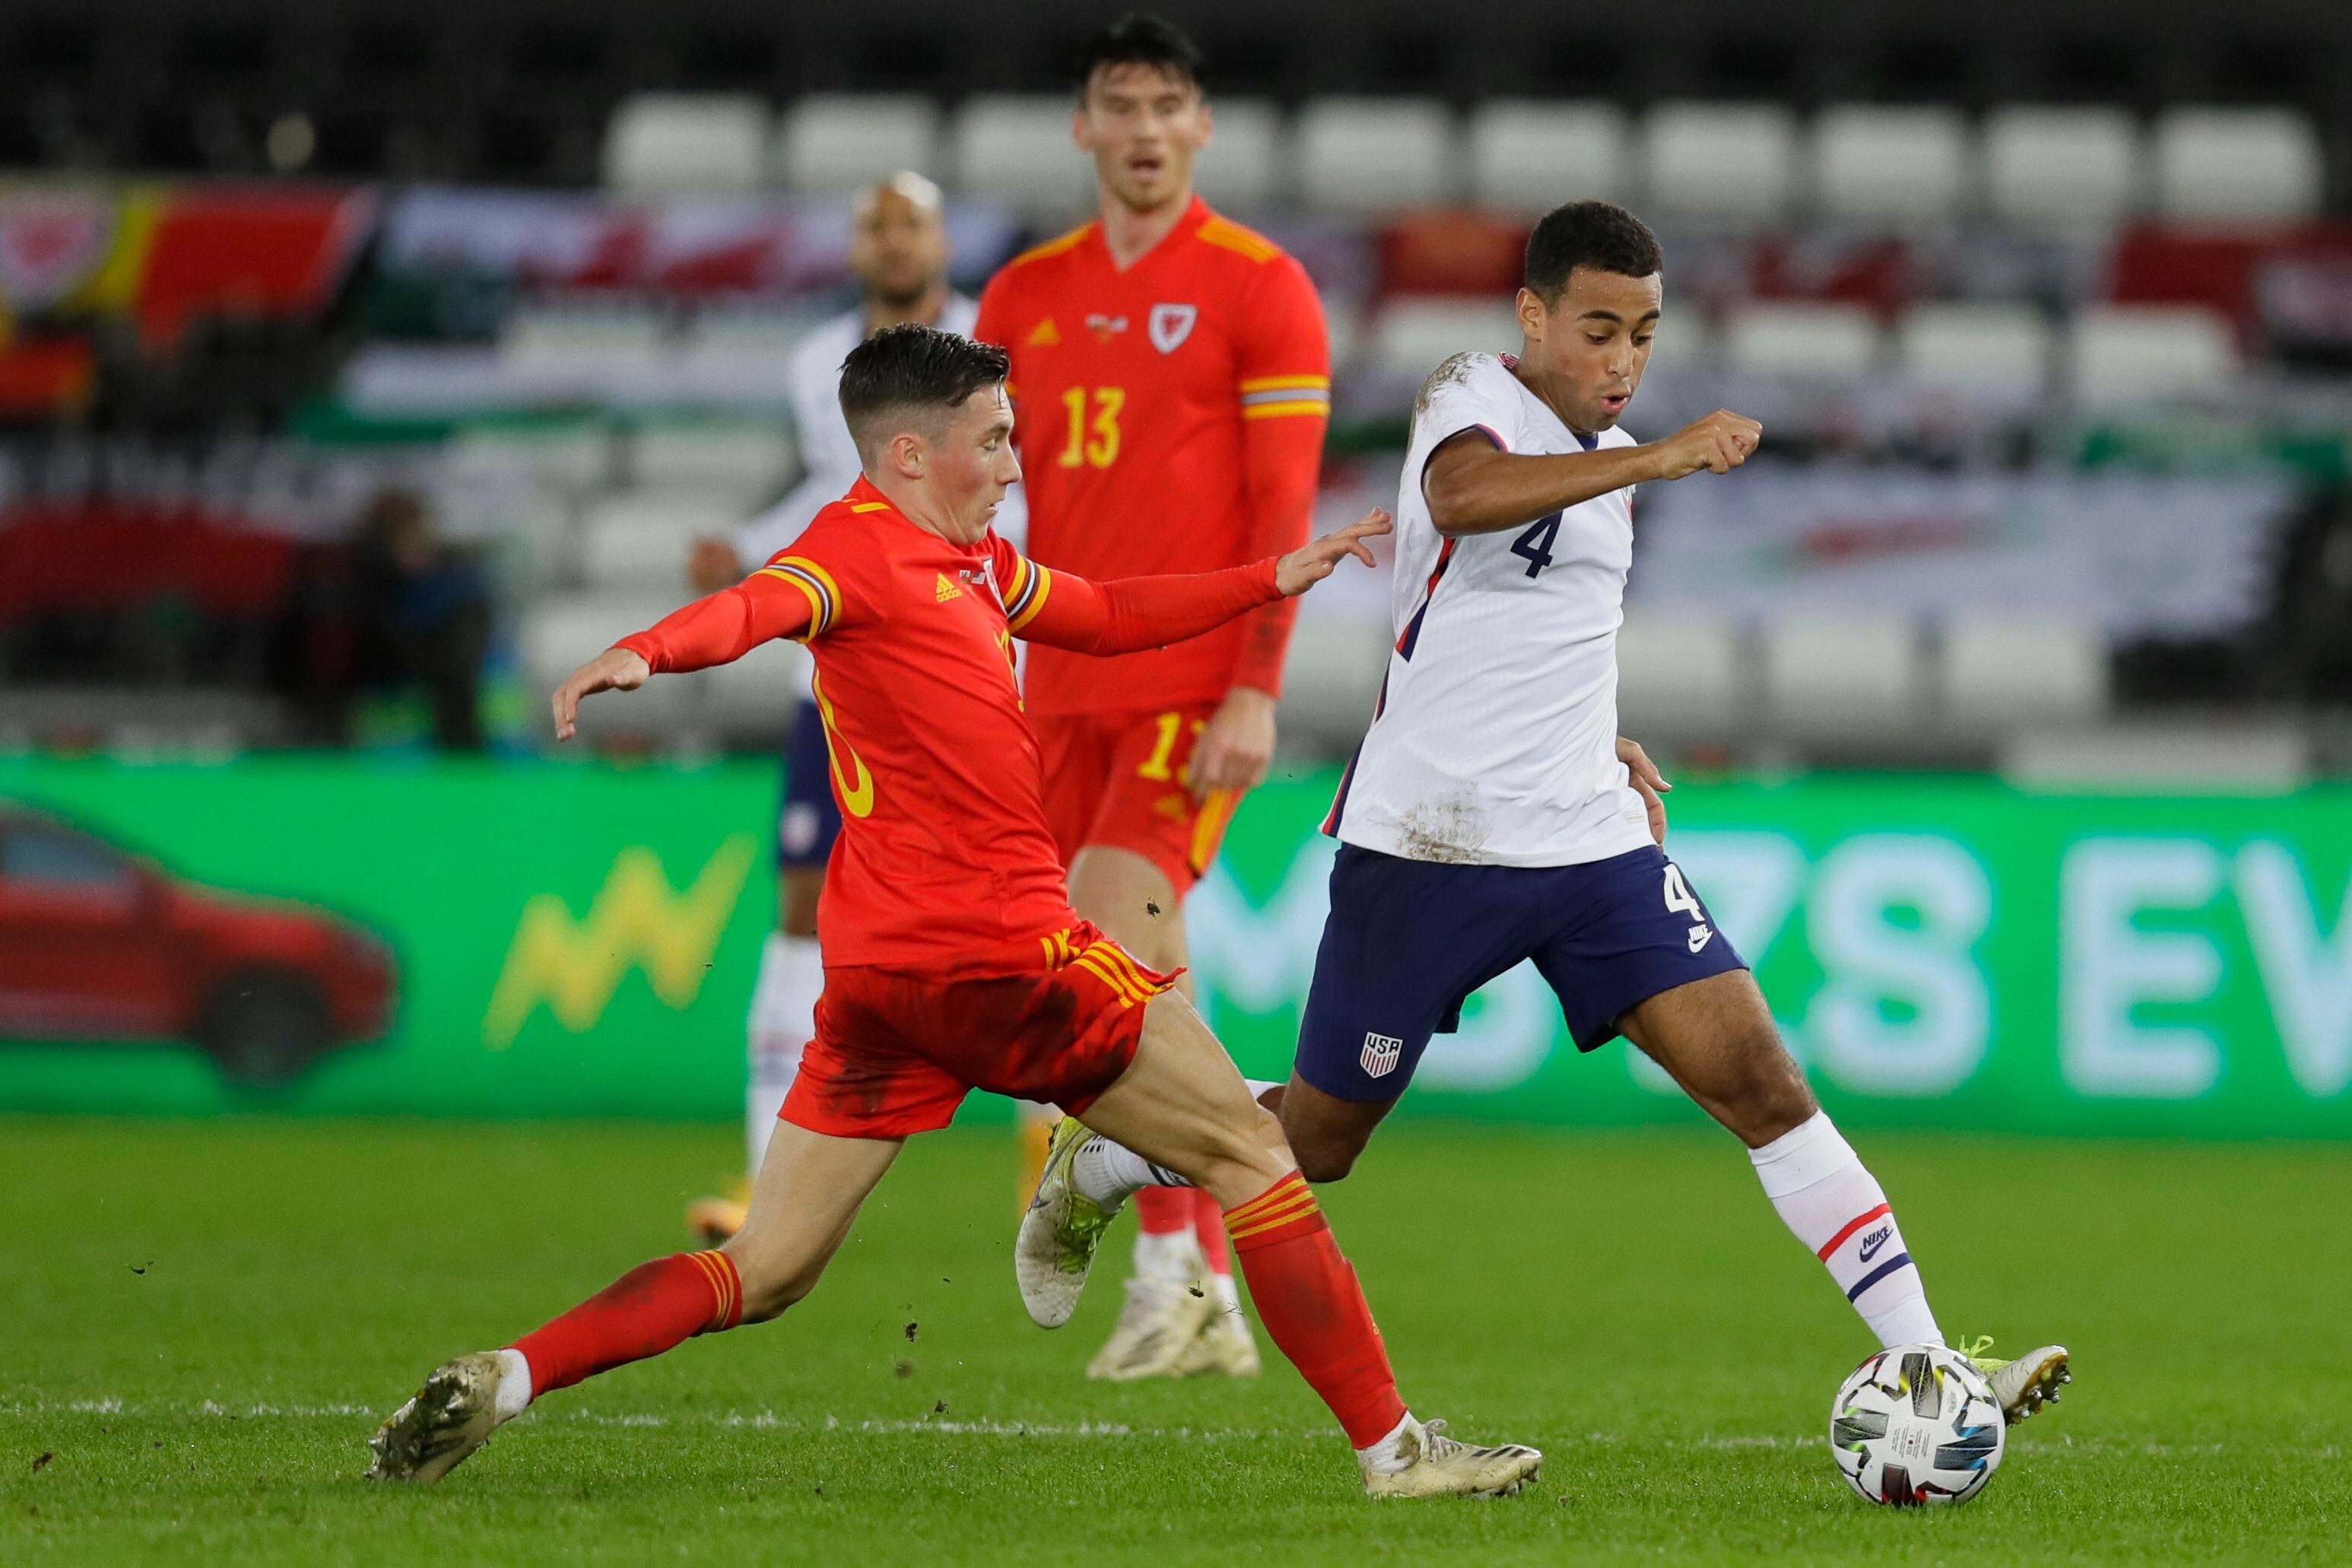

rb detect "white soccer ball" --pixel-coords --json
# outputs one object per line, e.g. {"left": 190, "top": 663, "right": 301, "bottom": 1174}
{"left": 1830, "top": 1343, "right": 2004, "bottom": 1506}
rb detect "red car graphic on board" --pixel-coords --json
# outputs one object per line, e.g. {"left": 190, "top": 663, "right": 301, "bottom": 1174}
{"left": 0, "top": 802, "right": 398, "bottom": 1085}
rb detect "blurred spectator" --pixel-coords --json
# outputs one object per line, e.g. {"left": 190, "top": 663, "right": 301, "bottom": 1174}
{"left": 276, "top": 488, "right": 491, "bottom": 750}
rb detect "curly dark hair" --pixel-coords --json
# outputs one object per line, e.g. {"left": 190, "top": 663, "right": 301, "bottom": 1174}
{"left": 837, "top": 324, "right": 1009, "bottom": 456}
{"left": 1524, "top": 202, "right": 1665, "bottom": 303}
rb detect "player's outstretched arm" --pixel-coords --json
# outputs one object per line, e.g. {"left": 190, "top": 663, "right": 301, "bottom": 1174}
{"left": 550, "top": 574, "right": 817, "bottom": 741}
{"left": 1011, "top": 510, "right": 1391, "bottom": 656}
{"left": 1424, "top": 410, "right": 1763, "bottom": 537}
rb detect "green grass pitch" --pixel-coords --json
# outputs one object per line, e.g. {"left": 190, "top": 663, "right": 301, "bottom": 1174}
{"left": 5, "top": 1116, "right": 2347, "bottom": 1564}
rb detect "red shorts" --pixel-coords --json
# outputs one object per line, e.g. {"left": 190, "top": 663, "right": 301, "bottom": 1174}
{"left": 781, "top": 922, "right": 1179, "bottom": 1140}
{"left": 1034, "top": 703, "right": 1243, "bottom": 895}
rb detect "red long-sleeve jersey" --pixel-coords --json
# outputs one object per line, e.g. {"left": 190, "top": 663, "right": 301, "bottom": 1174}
{"left": 615, "top": 476, "right": 1284, "bottom": 972}
{"left": 973, "top": 195, "right": 1328, "bottom": 716}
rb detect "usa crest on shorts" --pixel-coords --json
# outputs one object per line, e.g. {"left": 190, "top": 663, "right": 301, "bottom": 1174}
{"left": 1360, "top": 1031, "right": 1404, "bottom": 1078}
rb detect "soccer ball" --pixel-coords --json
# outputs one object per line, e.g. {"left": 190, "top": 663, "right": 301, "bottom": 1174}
{"left": 1830, "top": 1344, "right": 2004, "bottom": 1506}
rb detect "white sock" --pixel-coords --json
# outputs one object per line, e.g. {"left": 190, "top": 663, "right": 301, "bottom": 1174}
{"left": 1750, "top": 1112, "right": 1942, "bottom": 1350}
{"left": 1070, "top": 1136, "right": 1184, "bottom": 1208}
{"left": 1207, "top": 1269, "right": 1243, "bottom": 1315}
{"left": 494, "top": 1347, "right": 532, "bottom": 1421}
{"left": 1133, "top": 1226, "right": 1201, "bottom": 1284}
{"left": 745, "top": 932, "right": 823, "bottom": 1176}
{"left": 1355, "top": 1411, "right": 1421, "bottom": 1474}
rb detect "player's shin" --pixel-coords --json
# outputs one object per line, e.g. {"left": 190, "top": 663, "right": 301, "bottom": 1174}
{"left": 507, "top": 1251, "right": 744, "bottom": 1407}
{"left": 1223, "top": 1173, "right": 1407, "bottom": 1447}
{"left": 1750, "top": 1111, "right": 1942, "bottom": 1350}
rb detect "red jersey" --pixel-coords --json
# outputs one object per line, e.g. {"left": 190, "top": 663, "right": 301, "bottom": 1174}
{"left": 973, "top": 195, "right": 1328, "bottom": 716}
{"left": 615, "top": 476, "right": 1284, "bottom": 972}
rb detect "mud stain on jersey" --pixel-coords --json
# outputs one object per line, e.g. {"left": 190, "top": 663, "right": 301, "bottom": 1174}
{"left": 1414, "top": 352, "right": 1483, "bottom": 420}
{"left": 1393, "top": 795, "right": 1487, "bottom": 864}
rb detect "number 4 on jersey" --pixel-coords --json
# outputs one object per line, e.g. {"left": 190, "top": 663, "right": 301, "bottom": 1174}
{"left": 1510, "top": 511, "right": 1563, "bottom": 579}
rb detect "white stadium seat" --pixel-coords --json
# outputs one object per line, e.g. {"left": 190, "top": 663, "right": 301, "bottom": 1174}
{"left": 499, "top": 306, "right": 667, "bottom": 369}
{"left": 1367, "top": 299, "right": 1525, "bottom": 382}
{"left": 1983, "top": 106, "right": 2143, "bottom": 227}
{"left": 2152, "top": 107, "right": 2323, "bottom": 223}
{"left": 522, "top": 592, "right": 706, "bottom": 732}
{"left": 1640, "top": 103, "right": 1797, "bottom": 222}
{"left": 1723, "top": 301, "right": 1883, "bottom": 381}
{"left": 1467, "top": 100, "right": 1627, "bottom": 212}
{"left": 953, "top": 96, "right": 1090, "bottom": 213}
{"left": 602, "top": 94, "right": 769, "bottom": 195}
{"left": 579, "top": 491, "right": 751, "bottom": 591}
{"left": 1296, "top": 97, "right": 1457, "bottom": 214}
{"left": 1814, "top": 105, "right": 1970, "bottom": 222}
{"left": 770, "top": 94, "right": 942, "bottom": 192}
{"left": 1615, "top": 607, "right": 1744, "bottom": 736}
{"left": 1193, "top": 97, "right": 1282, "bottom": 209}
{"left": 1895, "top": 302, "right": 2055, "bottom": 392}
{"left": 446, "top": 423, "right": 616, "bottom": 496}
{"left": 1941, "top": 614, "right": 2107, "bottom": 730}
{"left": 1760, "top": 615, "right": 1924, "bottom": 738}
{"left": 629, "top": 423, "right": 796, "bottom": 506}
{"left": 705, "top": 636, "right": 811, "bottom": 737}
{"left": 2068, "top": 305, "right": 2241, "bottom": 405}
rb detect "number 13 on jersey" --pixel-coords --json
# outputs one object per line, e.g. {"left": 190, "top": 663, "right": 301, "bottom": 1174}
{"left": 1058, "top": 386, "right": 1123, "bottom": 468}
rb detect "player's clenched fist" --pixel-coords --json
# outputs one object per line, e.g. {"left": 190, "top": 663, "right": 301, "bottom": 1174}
{"left": 551, "top": 646, "right": 652, "bottom": 741}
{"left": 1648, "top": 410, "right": 1762, "bottom": 481}
{"left": 1275, "top": 508, "right": 1392, "bottom": 596}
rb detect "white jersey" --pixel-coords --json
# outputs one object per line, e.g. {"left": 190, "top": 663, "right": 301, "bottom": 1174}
{"left": 1326, "top": 351, "right": 1652, "bottom": 868}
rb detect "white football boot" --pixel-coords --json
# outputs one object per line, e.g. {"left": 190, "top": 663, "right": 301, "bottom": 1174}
{"left": 1087, "top": 1274, "right": 1220, "bottom": 1381}
{"left": 1959, "top": 1337, "right": 2072, "bottom": 1425}
{"left": 365, "top": 1351, "right": 513, "bottom": 1482}
{"left": 1016, "top": 1116, "right": 1121, "bottom": 1329}
{"left": 1175, "top": 1299, "right": 1262, "bottom": 1378}
{"left": 1359, "top": 1417, "right": 1544, "bottom": 1499}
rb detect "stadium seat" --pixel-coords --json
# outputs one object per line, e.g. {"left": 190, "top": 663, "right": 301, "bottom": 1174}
{"left": 1367, "top": 298, "right": 1525, "bottom": 382}
{"left": 1894, "top": 302, "right": 2055, "bottom": 392}
{"left": 1467, "top": 100, "right": 1627, "bottom": 212}
{"left": 952, "top": 96, "right": 1090, "bottom": 213}
{"left": 446, "top": 423, "right": 616, "bottom": 497}
{"left": 601, "top": 93, "right": 768, "bottom": 195}
{"left": 628, "top": 422, "right": 796, "bottom": 507}
{"left": 500, "top": 306, "right": 668, "bottom": 370}
{"left": 1760, "top": 615, "right": 1925, "bottom": 739}
{"left": 2152, "top": 107, "right": 2322, "bottom": 222}
{"left": 522, "top": 592, "right": 705, "bottom": 733}
{"left": 1941, "top": 613, "right": 2107, "bottom": 730}
{"left": 579, "top": 491, "right": 751, "bottom": 590}
{"left": 1295, "top": 97, "right": 1457, "bottom": 214}
{"left": 1639, "top": 103, "right": 1797, "bottom": 222}
{"left": 704, "top": 635, "right": 808, "bottom": 738}
{"left": 770, "top": 94, "right": 942, "bottom": 192}
{"left": 1192, "top": 97, "right": 1282, "bottom": 209}
{"left": 1813, "top": 106, "right": 1970, "bottom": 222}
{"left": 1723, "top": 302, "right": 1883, "bottom": 381}
{"left": 1615, "top": 607, "right": 1744, "bottom": 737}
{"left": 2068, "top": 304, "right": 2240, "bottom": 405}
{"left": 1983, "top": 106, "right": 2143, "bottom": 227}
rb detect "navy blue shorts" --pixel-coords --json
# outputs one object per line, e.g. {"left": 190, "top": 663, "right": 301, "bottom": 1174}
{"left": 1296, "top": 843, "right": 1747, "bottom": 1103}
{"left": 775, "top": 699, "right": 842, "bottom": 872}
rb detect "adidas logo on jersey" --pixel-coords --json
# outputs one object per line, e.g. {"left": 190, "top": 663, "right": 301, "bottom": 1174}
{"left": 935, "top": 573, "right": 963, "bottom": 603}
{"left": 1026, "top": 319, "right": 1060, "bottom": 347}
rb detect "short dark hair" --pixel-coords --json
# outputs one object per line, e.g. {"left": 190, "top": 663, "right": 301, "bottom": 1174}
{"left": 1072, "top": 12, "right": 1205, "bottom": 97}
{"left": 1524, "top": 202, "right": 1664, "bottom": 305}
{"left": 836, "top": 325, "right": 1010, "bottom": 459}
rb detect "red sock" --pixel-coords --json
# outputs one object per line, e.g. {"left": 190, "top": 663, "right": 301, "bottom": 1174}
{"left": 510, "top": 1251, "right": 743, "bottom": 1401}
{"left": 1192, "top": 1187, "right": 1232, "bottom": 1277}
{"left": 1135, "top": 1185, "right": 1192, "bottom": 1236}
{"left": 1224, "top": 1173, "right": 1407, "bottom": 1446}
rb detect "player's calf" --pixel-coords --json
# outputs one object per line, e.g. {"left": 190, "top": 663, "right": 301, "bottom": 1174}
{"left": 1275, "top": 1072, "right": 1395, "bottom": 1184}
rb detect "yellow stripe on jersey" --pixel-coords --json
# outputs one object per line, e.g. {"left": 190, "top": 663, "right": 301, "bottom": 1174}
{"left": 1239, "top": 374, "right": 1331, "bottom": 392}
{"left": 756, "top": 567, "right": 827, "bottom": 641}
{"left": 1241, "top": 399, "right": 1332, "bottom": 421}
{"left": 757, "top": 555, "right": 843, "bottom": 640}
{"left": 1074, "top": 948, "right": 1150, "bottom": 1007}
{"left": 1196, "top": 215, "right": 1279, "bottom": 265}
{"left": 1005, "top": 560, "right": 1054, "bottom": 633}
{"left": 1005, "top": 224, "right": 1093, "bottom": 270}
{"left": 849, "top": 500, "right": 890, "bottom": 513}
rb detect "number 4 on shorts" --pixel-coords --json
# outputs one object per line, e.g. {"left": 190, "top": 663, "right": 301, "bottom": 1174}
{"left": 1664, "top": 863, "right": 1714, "bottom": 952}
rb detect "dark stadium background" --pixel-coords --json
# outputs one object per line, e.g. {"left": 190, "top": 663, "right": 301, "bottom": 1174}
{"left": 3, "top": 2, "right": 2349, "bottom": 1561}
